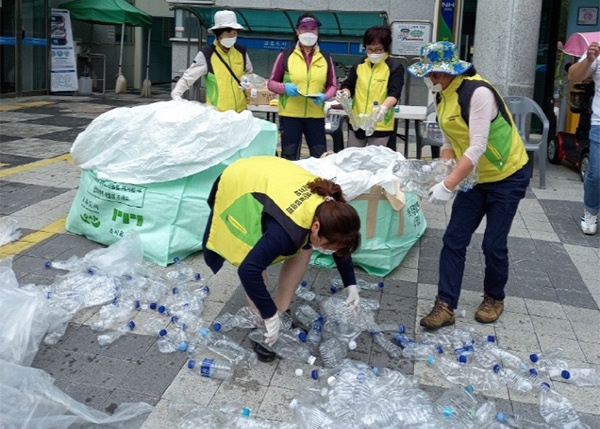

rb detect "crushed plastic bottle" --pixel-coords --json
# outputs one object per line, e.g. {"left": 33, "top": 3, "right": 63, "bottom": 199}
{"left": 493, "top": 364, "right": 535, "bottom": 392}
{"left": 395, "top": 333, "right": 443, "bottom": 360}
{"left": 497, "top": 410, "right": 552, "bottom": 428}
{"left": 248, "top": 329, "right": 316, "bottom": 365}
{"left": 188, "top": 357, "right": 234, "bottom": 380}
{"left": 305, "top": 316, "right": 324, "bottom": 353}
{"left": 295, "top": 280, "right": 322, "bottom": 302}
{"left": 364, "top": 101, "right": 379, "bottom": 137}
{"left": 559, "top": 367, "right": 600, "bottom": 386}
{"left": 197, "top": 328, "right": 257, "bottom": 368}
{"left": 294, "top": 304, "right": 321, "bottom": 330}
{"left": 319, "top": 336, "right": 348, "bottom": 368}
{"left": 371, "top": 330, "right": 402, "bottom": 358}
{"left": 539, "top": 383, "right": 590, "bottom": 429}
{"left": 434, "top": 384, "right": 478, "bottom": 424}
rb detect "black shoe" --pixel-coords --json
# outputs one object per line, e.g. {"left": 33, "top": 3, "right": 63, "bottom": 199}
{"left": 251, "top": 339, "right": 277, "bottom": 363}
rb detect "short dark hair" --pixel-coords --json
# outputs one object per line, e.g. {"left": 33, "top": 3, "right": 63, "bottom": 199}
{"left": 363, "top": 26, "right": 392, "bottom": 52}
{"left": 213, "top": 28, "right": 234, "bottom": 38}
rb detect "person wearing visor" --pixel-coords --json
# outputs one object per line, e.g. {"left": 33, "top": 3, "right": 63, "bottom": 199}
{"left": 202, "top": 156, "right": 361, "bottom": 361}
{"left": 338, "top": 26, "right": 404, "bottom": 147}
{"left": 171, "top": 10, "right": 253, "bottom": 113}
{"left": 267, "top": 13, "right": 337, "bottom": 160}
{"left": 407, "top": 41, "right": 530, "bottom": 329}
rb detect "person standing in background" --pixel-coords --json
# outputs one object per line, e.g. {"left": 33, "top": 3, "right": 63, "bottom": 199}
{"left": 267, "top": 13, "right": 337, "bottom": 160}
{"left": 338, "top": 26, "right": 404, "bottom": 147}
{"left": 568, "top": 41, "right": 599, "bottom": 235}
{"left": 172, "top": 10, "right": 253, "bottom": 113}
{"left": 408, "top": 41, "right": 530, "bottom": 329}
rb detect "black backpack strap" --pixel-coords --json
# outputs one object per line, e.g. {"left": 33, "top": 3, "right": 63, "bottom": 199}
{"left": 201, "top": 45, "right": 215, "bottom": 75}
{"left": 234, "top": 43, "right": 247, "bottom": 71}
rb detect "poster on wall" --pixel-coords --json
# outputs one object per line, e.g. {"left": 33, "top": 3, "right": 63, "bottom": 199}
{"left": 390, "top": 21, "right": 433, "bottom": 56}
{"left": 50, "top": 9, "right": 78, "bottom": 92}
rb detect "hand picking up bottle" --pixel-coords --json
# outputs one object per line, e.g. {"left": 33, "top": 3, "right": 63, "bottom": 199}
{"left": 375, "top": 104, "right": 388, "bottom": 123}
{"left": 428, "top": 180, "right": 455, "bottom": 204}
{"left": 345, "top": 284, "right": 360, "bottom": 310}
{"left": 263, "top": 312, "right": 281, "bottom": 347}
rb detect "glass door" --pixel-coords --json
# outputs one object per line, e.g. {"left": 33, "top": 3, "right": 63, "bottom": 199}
{"left": 0, "top": 1, "right": 17, "bottom": 95}
{"left": 21, "top": 0, "right": 48, "bottom": 94}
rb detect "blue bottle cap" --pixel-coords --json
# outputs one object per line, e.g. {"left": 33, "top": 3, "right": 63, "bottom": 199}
{"left": 178, "top": 342, "right": 187, "bottom": 352}
{"left": 372, "top": 367, "right": 380, "bottom": 376}
{"left": 194, "top": 272, "right": 201, "bottom": 281}
{"left": 442, "top": 407, "right": 454, "bottom": 418}
{"left": 213, "top": 322, "right": 221, "bottom": 331}
{"left": 173, "top": 257, "right": 180, "bottom": 263}
{"left": 311, "top": 369, "right": 319, "bottom": 380}
{"left": 200, "top": 327, "right": 209, "bottom": 336}
{"left": 158, "top": 305, "right": 166, "bottom": 313}
{"left": 301, "top": 280, "right": 307, "bottom": 287}
{"left": 202, "top": 286, "right": 210, "bottom": 294}
{"left": 187, "top": 360, "right": 195, "bottom": 369}
{"left": 172, "top": 287, "right": 179, "bottom": 295}
{"left": 241, "top": 408, "right": 251, "bottom": 418}
{"left": 493, "top": 364, "right": 501, "bottom": 373}
{"left": 465, "top": 384, "right": 475, "bottom": 393}
{"left": 330, "top": 284, "right": 338, "bottom": 294}
{"left": 561, "top": 370, "right": 571, "bottom": 380}
{"left": 398, "top": 324, "right": 406, "bottom": 334}
{"left": 181, "top": 323, "right": 188, "bottom": 331}
{"left": 44, "top": 261, "right": 52, "bottom": 268}
{"left": 134, "top": 300, "right": 141, "bottom": 309}
{"left": 541, "top": 382, "right": 551, "bottom": 390}
{"left": 436, "top": 345, "right": 444, "bottom": 354}
{"left": 127, "top": 320, "right": 135, "bottom": 330}
{"left": 426, "top": 356, "right": 435, "bottom": 365}
{"left": 497, "top": 411, "right": 506, "bottom": 422}
{"left": 298, "top": 332, "right": 307, "bottom": 342}
{"left": 87, "top": 267, "right": 96, "bottom": 275}
{"left": 377, "top": 281, "right": 384, "bottom": 288}
{"left": 171, "top": 316, "right": 179, "bottom": 324}
{"left": 530, "top": 353, "right": 540, "bottom": 363}
{"left": 530, "top": 368, "right": 538, "bottom": 376}
{"left": 150, "top": 302, "right": 157, "bottom": 310}
{"left": 159, "top": 329, "right": 167, "bottom": 337}
{"left": 458, "top": 355, "right": 467, "bottom": 364}
{"left": 487, "top": 335, "right": 496, "bottom": 343}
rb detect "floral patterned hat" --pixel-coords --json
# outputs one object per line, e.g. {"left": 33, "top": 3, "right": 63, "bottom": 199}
{"left": 408, "top": 41, "right": 472, "bottom": 78}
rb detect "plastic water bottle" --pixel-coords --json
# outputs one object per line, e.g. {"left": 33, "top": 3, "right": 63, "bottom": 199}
{"left": 475, "top": 335, "right": 528, "bottom": 370}
{"left": 497, "top": 410, "right": 552, "bottom": 428}
{"left": 198, "top": 328, "right": 257, "bottom": 368}
{"left": 559, "top": 367, "right": 600, "bottom": 386}
{"left": 434, "top": 384, "right": 478, "bottom": 424}
{"left": 371, "top": 331, "right": 402, "bottom": 358}
{"left": 294, "top": 304, "right": 321, "bottom": 330}
{"left": 330, "top": 277, "right": 383, "bottom": 291}
{"left": 492, "top": 364, "right": 534, "bottom": 392}
{"left": 188, "top": 357, "right": 234, "bottom": 380}
{"left": 529, "top": 348, "right": 569, "bottom": 373}
{"left": 295, "top": 280, "right": 322, "bottom": 301}
{"left": 319, "top": 336, "right": 348, "bottom": 368}
{"left": 364, "top": 101, "right": 379, "bottom": 136}
{"left": 539, "top": 383, "right": 590, "bottom": 429}
{"left": 428, "top": 355, "right": 501, "bottom": 392}
{"left": 305, "top": 316, "right": 324, "bottom": 353}
{"left": 395, "top": 333, "right": 443, "bottom": 360}
{"left": 157, "top": 328, "right": 188, "bottom": 353}
{"left": 212, "top": 309, "right": 256, "bottom": 332}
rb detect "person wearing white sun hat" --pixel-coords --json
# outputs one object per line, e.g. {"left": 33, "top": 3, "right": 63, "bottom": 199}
{"left": 171, "top": 10, "right": 253, "bottom": 113}
{"left": 408, "top": 41, "right": 530, "bottom": 330}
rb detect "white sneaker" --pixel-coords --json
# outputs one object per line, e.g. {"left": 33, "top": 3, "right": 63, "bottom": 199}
{"left": 581, "top": 209, "right": 598, "bottom": 235}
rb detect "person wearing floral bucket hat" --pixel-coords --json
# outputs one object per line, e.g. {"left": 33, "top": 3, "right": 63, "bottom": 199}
{"left": 171, "top": 10, "right": 253, "bottom": 113}
{"left": 408, "top": 41, "right": 530, "bottom": 329}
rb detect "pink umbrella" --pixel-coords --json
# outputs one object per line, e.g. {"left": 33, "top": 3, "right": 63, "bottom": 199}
{"left": 562, "top": 31, "right": 600, "bottom": 57}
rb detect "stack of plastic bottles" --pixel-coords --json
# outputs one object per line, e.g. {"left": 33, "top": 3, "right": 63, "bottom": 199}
{"left": 392, "top": 158, "right": 479, "bottom": 198}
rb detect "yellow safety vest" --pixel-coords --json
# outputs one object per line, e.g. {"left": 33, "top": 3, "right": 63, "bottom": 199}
{"left": 279, "top": 45, "right": 329, "bottom": 118}
{"left": 353, "top": 56, "right": 395, "bottom": 132}
{"left": 205, "top": 156, "right": 324, "bottom": 266}
{"left": 203, "top": 42, "right": 248, "bottom": 113}
{"left": 436, "top": 74, "right": 529, "bottom": 183}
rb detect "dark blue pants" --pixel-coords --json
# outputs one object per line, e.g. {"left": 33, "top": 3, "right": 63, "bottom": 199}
{"left": 438, "top": 165, "right": 530, "bottom": 309}
{"left": 279, "top": 116, "right": 327, "bottom": 160}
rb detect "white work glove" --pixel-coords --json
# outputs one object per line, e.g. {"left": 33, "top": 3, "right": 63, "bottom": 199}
{"left": 345, "top": 285, "right": 360, "bottom": 310}
{"left": 428, "top": 181, "right": 455, "bottom": 204}
{"left": 172, "top": 94, "right": 182, "bottom": 101}
{"left": 263, "top": 313, "right": 281, "bottom": 347}
{"left": 376, "top": 105, "right": 388, "bottom": 122}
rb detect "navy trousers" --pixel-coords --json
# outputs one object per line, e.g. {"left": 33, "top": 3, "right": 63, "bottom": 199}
{"left": 437, "top": 165, "right": 530, "bottom": 309}
{"left": 279, "top": 116, "right": 327, "bottom": 160}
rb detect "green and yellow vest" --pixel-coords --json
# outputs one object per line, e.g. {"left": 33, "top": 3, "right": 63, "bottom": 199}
{"left": 436, "top": 74, "right": 529, "bottom": 183}
{"left": 279, "top": 45, "right": 329, "bottom": 118}
{"left": 201, "top": 43, "right": 247, "bottom": 113}
{"left": 353, "top": 55, "right": 395, "bottom": 132}
{"left": 205, "top": 156, "right": 324, "bottom": 266}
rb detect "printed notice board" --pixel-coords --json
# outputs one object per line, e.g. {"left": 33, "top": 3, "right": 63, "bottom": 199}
{"left": 390, "top": 21, "right": 433, "bottom": 57}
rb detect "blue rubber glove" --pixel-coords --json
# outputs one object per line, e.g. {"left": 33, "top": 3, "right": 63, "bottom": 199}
{"left": 284, "top": 83, "right": 300, "bottom": 97}
{"left": 313, "top": 93, "right": 327, "bottom": 105}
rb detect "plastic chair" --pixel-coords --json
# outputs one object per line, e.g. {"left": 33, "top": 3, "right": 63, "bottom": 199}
{"left": 414, "top": 103, "right": 443, "bottom": 159}
{"left": 503, "top": 96, "right": 549, "bottom": 189}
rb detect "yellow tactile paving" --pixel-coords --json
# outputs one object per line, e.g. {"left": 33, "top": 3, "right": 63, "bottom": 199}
{"left": 0, "top": 217, "right": 66, "bottom": 258}
{"left": 0, "top": 100, "right": 54, "bottom": 111}
{"left": 0, "top": 154, "right": 73, "bottom": 178}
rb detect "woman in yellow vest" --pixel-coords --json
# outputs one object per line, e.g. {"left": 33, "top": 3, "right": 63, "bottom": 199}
{"left": 267, "top": 13, "right": 337, "bottom": 160}
{"left": 338, "top": 26, "right": 404, "bottom": 147}
{"left": 408, "top": 42, "right": 530, "bottom": 330}
{"left": 202, "top": 156, "right": 361, "bottom": 361}
{"left": 171, "top": 10, "right": 253, "bottom": 113}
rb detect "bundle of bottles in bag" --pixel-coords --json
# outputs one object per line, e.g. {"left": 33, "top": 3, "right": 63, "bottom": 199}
{"left": 336, "top": 91, "right": 382, "bottom": 137}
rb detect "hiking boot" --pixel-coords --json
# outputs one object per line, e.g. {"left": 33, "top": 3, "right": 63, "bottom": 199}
{"left": 581, "top": 209, "right": 598, "bottom": 235}
{"left": 475, "top": 295, "right": 504, "bottom": 324}
{"left": 420, "top": 299, "right": 455, "bottom": 329}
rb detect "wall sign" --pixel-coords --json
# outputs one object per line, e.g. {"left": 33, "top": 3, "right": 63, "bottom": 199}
{"left": 390, "top": 21, "right": 432, "bottom": 57}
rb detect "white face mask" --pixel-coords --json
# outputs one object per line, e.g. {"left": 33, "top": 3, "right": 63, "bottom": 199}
{"left": 219, "top": 36, "right": 237, "bottom": 49}
{"left": 368, "top": 53, "right": 386, "bottom": 64}
{"left": 424, "top": 76, "right": 443, "bottom": 93}
{"left": 312, "top": 245, "right": 336, "bottom": 255}
{"left": 298, "top": 32, "right": 318, "bottom": 47}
